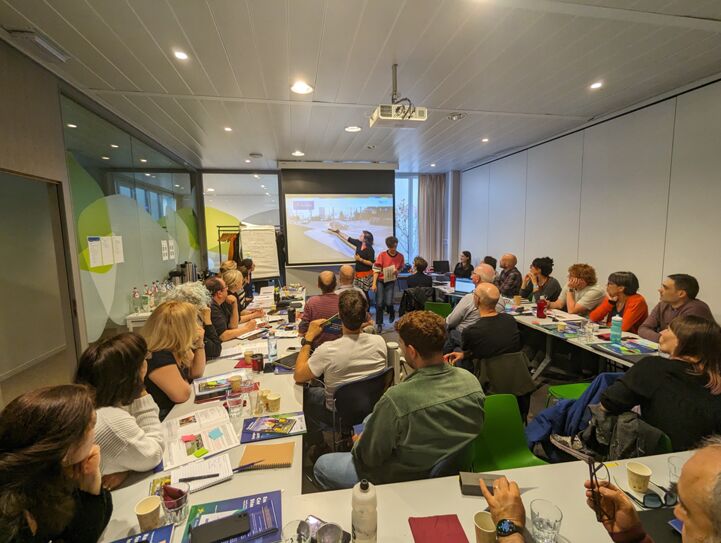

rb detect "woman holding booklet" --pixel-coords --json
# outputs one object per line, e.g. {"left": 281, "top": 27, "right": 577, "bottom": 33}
{"left": 75, "top": 332, "right": 165, "bottom": 491}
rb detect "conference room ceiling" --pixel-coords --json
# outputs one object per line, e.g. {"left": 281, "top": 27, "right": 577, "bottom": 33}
{"left": 2, "top": 0, "right": 721, "bottom": 172}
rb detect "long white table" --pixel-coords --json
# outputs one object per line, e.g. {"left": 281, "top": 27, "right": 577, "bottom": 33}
{"left": 101, "top": 335, "right": 305, "bottom": 542}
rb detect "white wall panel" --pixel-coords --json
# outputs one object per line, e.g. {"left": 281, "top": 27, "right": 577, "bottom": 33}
{"left": 523, "top": 133, "right": 583, "bottom": 281}
{"left": 578, "top": 100, "right": 675, "bottom": 304}
{"left": 459, "top": 164, "right": 490, "bottom": 266}
{"left": 664, "top": 84, "right": 721, "bottom": 322}
{"left": 488, "top": 153, "right": 528, "bottom": 265}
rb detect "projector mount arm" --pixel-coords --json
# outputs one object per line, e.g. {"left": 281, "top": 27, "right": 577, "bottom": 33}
{"left": 390, "top": 63, "right": 416, "bottom": 120}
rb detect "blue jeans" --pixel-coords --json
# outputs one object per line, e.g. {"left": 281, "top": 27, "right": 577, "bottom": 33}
{"left": 313, "top": 453, "right": 360, "bottom": 490}
{"left": 375, "top": 281, "right": 395, "bottom": 325}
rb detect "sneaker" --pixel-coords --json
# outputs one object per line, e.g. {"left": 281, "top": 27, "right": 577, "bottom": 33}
{"left": 376, "top": 324, "right": 383, "bottom": 334}
{"left": 550, "top": 434, "right": 595, "bottom": 461}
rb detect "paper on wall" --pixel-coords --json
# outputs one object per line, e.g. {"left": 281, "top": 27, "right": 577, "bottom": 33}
{"left": 161, "top": 239, "right": 169, "bottom": 261}
{"left": 100, "top": 236, "right": 114, "bottom": 266}
{"left": 112, "top": 236, "right": 124, "bottom": 263}
{"left": 87, "top": 237, "right": 103, "bottom": 268}
{"left": 168, "top": 239, "right": 176, "bottom": 260}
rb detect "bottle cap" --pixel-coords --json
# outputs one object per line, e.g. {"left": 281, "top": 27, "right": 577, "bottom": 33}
{"left": 360, "top": 479, "right": 369, "bottom": 491}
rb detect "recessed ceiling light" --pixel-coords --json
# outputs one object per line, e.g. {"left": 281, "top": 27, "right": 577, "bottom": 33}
{"left": 481, "top": 138, "right": 489, "bottom": 143}
{"left": 101, "top": 156, "right": 110, "bottom": 160}
{"left": 261, "top": 184, "right": 266, "bottom": 188}
{"left": 265, "top": 192, "right": 270, "bottom": 196}
{"left": 447, "top": 112, "right": 466, "bottom": 121}
{"left": 345, "top": 125, "right": 362, "bottom": 133}
{"left": 224, "top": 127, "right": 232, "bottom": 132}
{"left": 145, "top": 173, "right": 151, "bottom": 177}
{"left": 244, "top": 159, "right": 252, "bottom": 163}
{"left": 173, "top": 50, "right": 189, "bottom": 60}
{"left": 430, "top": 163, "right": 436, "bottom": 167}
{"left": 110, "top": 144, "right": 119, "bottom": 148}
{"left": 66, "top": 123, "right": 77, "bottom": 128}
{"left": 207, "top": 188, "right": 215, "bottom": 192}
{"left": 139, "top": 158, "right": 147, "bottom": 163}
{"left": 253, "top": 174, "right": 260, "bottom": 179}
{"left": 292, "top": 150, "right": 305, "bottom": 157}
{"left": 290, "top": 81, "right": 313, "bottom": 94}
{"left": 590, "top": 81, "right": 603, "bottom": 90}
{"left": 174, "top": 184, "right": 181, "bottom": 188}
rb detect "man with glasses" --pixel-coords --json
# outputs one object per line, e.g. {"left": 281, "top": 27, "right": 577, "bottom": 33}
{"left": 444, "top": 264, "right": 504, "bottom": 352}
{"left": 205, "top": 276, "right": 258, "bottom": 341}
{"left": 480, "top": 436, "right": 721, "bottom": 543}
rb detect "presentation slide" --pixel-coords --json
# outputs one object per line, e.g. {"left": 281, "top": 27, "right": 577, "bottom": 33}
{"left": 284, "top": 193, "right": 394, "bottom": 265}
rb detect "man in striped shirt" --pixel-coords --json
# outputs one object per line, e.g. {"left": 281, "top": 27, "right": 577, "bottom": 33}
{"left": 299, "top": 271, "right": 341, "bottom": 349}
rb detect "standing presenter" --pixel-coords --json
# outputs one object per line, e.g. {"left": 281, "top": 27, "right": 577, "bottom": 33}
{"left": 330, "top": 229, "right": 375, "bottom": 295}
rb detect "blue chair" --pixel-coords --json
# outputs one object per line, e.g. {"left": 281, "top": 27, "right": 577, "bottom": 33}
{"left": 331, "top": 367, "right": 394, "bottom": 450}
{"left": 429, "top": 441, "right": 474, "bottom": 478}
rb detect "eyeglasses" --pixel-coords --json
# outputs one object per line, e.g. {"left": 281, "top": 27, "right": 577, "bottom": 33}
{"left": 588, "top": 460, "right": 614, "bottom": 523}
{"left": 613, "top": 477, "right": 678, "bottom": 509}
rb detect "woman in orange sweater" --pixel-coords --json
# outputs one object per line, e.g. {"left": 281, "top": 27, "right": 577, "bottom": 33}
{"left": 589, "top": 271, "right": 648, "bottom": 333}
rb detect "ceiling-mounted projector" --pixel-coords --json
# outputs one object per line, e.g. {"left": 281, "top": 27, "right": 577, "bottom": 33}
{"left": 369, "top": 104, "right": 428, "bottom": 128}
{"left": 369, "top": 63, "right": 427, "bottom": 129}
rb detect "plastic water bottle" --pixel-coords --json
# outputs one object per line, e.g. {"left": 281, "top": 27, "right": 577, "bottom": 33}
{"left": 536, "top": 296, "right": 548, "bottom": 318}
{"left": 610, "top": 315, "right": 623, "bottom": 345}
{"left": 267, "top": 330, "right": 278, "bottom": 363}
{"left": 352, "top": 479, "right": 377, "bottom": 543}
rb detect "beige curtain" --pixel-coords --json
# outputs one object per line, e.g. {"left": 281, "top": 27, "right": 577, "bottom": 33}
{"left": 418, "top": 173, "right": 448, "bottom": 263}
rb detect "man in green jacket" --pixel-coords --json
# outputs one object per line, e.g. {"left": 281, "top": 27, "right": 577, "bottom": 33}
{"left": 313, "top": 311, "right": 486, "bottom": 490}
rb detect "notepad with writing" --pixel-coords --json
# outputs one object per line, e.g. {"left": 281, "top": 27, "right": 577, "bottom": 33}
{"left": 170, "top": 453, "right": 234, "bottom": 493}
{"left": 238, "top": 442, "right": 295, "bottom": 470}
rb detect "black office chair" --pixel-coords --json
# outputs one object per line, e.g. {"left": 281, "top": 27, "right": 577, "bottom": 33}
{"left": 331, "top": 367, "right": 394, "bottom": 451}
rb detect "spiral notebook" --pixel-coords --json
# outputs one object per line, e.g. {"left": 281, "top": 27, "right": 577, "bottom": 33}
{"left": 238, "top": 442, "right": 295, "bottom": 470}
{"left": 170, "top": 453, "right": 234, "bottom": 493}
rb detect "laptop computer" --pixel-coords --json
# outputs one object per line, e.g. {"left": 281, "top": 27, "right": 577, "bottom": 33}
{"left": 432, "top": 260, "right": 450, "bottom": 274}
{"left": 454, "top": 278, "right": 475, "bottom": 294}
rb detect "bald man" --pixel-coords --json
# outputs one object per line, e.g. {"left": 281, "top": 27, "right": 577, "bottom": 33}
{"left": 335, "top": 265, "right": 364, "bottom": 295}
{"left": 299, "top": 271, "right": 341, "bottom": 349}
{"left": 444, "top": 283, "right": 520, "bottom": 371}
{"left": 496, "top": 253, "right": 522, "bottom": 297}
{"left": 444, "top": 264, "right": 505, "bottom": 353}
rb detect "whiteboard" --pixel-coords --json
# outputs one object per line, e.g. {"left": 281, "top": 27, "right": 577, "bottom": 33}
{"left": 240, "top": 224, "right": 280, "bottom": 279}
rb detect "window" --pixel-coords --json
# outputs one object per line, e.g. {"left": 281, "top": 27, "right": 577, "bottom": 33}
{"left": 395, "top": 175, "right": 419, "bottom": 261}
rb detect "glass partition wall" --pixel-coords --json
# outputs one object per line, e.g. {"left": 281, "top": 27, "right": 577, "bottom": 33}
{"left": 61, "top": 96, "right": 200, "bottom": 343}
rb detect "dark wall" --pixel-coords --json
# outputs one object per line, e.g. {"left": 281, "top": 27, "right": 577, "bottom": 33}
{"left": 280, "top": 168, "right": 394, "bottom": 194}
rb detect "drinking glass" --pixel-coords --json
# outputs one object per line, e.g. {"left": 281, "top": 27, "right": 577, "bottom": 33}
{"left": 282, "top": 520, "right": 312, "bottom": 542}
{"left": 531, "top": 499, "right": 563, "bottom": 543}
{"left": 161, "top": 482, "right": 190, "bottom": 525}
{"left": 226, "top": 390, "right": 245, "bottom": 418}
{"left": 668, "top": 456, "right": 685, "bottom": 494}
{"left": 316, "top": 523, "right": 344, "bottom": 543}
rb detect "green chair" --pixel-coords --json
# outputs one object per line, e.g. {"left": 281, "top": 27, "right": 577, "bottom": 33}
{"left": 657, "top": 433, "right": 673, "bottom": 454}
{"left": 465, "top": 394, "right": 547, "bottom": 472}
{"left": 545, "top": 382, "right": 592, "bottom": 407}
{"left": 424, "top": 301, "right": 453, "bottom": 318}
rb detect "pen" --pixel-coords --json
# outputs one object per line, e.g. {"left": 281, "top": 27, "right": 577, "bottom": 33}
{"left": 233, "top": 459, "right": 265, "bottom": 472}
{"left": 178, "top": 473, "right": 220, "bottom": 482}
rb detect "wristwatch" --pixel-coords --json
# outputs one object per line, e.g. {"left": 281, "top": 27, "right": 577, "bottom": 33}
{"left": 496, "top": 519, "right": 521, "bottom": 538}
{"left": 300, "top": 337, "right": 312, "bottom": 347}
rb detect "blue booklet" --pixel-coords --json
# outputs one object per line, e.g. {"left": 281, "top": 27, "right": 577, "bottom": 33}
{"left": 181, "top": 490, "right": 282, "bottom": 543}
{"left": 240, "top": 411, "right": 306, "bottom": 444}
{"left": 112, "top": 524, "right": 173, "bottom": 543}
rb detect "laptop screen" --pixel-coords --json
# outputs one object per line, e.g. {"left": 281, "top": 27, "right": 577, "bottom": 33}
{"left": 432, "top": 260, "right": 450, "bottom": 274}
{"left": 454, "top": 279, "right": 475, "bottom": 294}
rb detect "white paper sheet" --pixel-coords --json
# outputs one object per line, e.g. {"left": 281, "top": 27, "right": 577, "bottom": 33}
{"left": 111, "top": 235, "right": 124, "bottom": 263}
{"left": 100, "top": 236, "right": 114, "bottom": 265}
{"left": 87, "top": 237, "right": 103, "bottom": 268}
{"left": 168, "top": 239, "right": 176, "bottom": 260}
{"left": 161, "top": 239, "right": 169, "bottom": 261}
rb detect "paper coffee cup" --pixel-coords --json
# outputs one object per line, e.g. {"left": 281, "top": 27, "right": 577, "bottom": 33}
{"left": 244, "top": 350, "right": 254, "bottom": 364}
{"left": 474, "top": 511, "right": 496, "bottom": 543}
{"left": 135, "top": 495, "right": 162, "bottom": 532}
{"left": 627, "top": 462, "right": 652, "bottom": 493}
{"left": 513, "top": 295, "right": 522, "bottom": 306}
{"left": 229, "top": 375, "right": 242, "bottom": 392}
{"left": 267, "top": 393, "right": 281, "bottom": 412}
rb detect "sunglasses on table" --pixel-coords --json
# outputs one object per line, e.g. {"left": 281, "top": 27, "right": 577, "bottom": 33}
{"left": 614, "top": 478, "right": 678, "bottom": 509}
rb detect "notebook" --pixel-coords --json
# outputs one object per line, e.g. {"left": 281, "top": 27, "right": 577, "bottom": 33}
{"left": 238, "top": 442, "right": 295, "bottom": 471}
{"left": 170, "top": 453, "right": 234, "bottom": 493}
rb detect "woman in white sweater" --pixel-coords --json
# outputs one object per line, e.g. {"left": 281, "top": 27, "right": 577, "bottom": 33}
{"left": 75, "top": 332, "right": 165, "bottom": 490}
